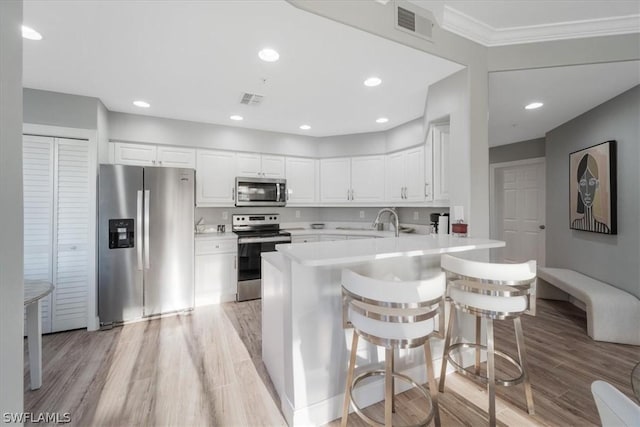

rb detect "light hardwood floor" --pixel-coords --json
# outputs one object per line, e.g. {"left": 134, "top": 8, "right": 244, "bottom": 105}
{"left": 25, "top": 299, "right": 639, "bottom": 426}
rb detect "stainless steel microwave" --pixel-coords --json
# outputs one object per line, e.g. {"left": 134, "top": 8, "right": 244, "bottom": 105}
{"left": 235, "top": 177, "right": 286, "bottom": 207}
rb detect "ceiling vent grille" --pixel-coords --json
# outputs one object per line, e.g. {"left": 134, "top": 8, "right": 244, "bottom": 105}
{"left": 394, "top": 1, "right": 434, "bottom": 42}
{"left": 240, "top": 92, "right": 264, "bottom": 106}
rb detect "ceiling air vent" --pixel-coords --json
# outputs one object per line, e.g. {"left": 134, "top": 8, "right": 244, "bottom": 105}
{"left": 240, "top": 92, "right": 264, "bottom": 106}
{"left": 394, "top": 1, "right": 434, "bottom": 42}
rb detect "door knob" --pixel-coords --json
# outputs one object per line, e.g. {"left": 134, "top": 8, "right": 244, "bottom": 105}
{"left": 539, "top": 225, "right": 546, "bottom": 230}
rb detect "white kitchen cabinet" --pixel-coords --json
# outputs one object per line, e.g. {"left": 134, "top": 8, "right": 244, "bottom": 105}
{"left": 196, "top": 149, "right": 237, "bottom": 206}
{"left": 114, "top": 142, "right": 156, "bottom": 166}
{"left": 195, "top": 237, "right": 237, "bottom": 305}
{"left": 351, "top": 156, "right": 386, "bottom": 202}
{"left": 23, "top": 135, "right": 93, "bottom": 333}
{"left": 237, "top": 153, "right": 285, "bottom": 178}
{"left": 385, "top": 145, "right": 425, "bottom": 203}
{"left": 432, "top": 124, "right": 450, "bottom": 201}
{"left": 320, "top": 156, "right": 385, "bottom": 204}
{"left": 156, "top": 145, "right": 196, "bottom": 168}
{"left": 320, "top": 158, "right": 351, "bottom": 203}
{"left": 286, "top": 157, "right": 316, "bottom": 204}
{"left": 113, "top": 142, "right": 195, "bottom": 168}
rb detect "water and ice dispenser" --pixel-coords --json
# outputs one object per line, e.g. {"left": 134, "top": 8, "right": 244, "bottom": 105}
{"left": 108, "top": 219, "right": 135, "bottom": 249}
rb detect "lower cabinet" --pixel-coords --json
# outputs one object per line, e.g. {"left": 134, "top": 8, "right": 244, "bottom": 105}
{"left": 195, "top": 238, "right": 237, "bottom": 305}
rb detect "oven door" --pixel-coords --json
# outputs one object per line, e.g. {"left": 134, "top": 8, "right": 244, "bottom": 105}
{"left": 235, "top": 177, "right": 286, "bottom": 207}
{"left": 236, "top": 237, "right": 290, "bottom": 301}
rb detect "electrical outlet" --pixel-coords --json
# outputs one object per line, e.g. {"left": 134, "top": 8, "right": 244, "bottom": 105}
{"left": 222, "top": 211, "right": 228, "bottom": 220}
{"left": 359, "top": 210, "right": 365, "bottom": 219}
{"left": 413, "top": 211, "right": 419, "bottom": 220}
{"left": 295, "top": 210, "right": 300, "bottom": 218}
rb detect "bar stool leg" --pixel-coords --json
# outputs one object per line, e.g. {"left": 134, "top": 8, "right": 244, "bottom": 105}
{"left": 391, "top": 348, "right": 396, "bottom": 413}
{"left": 486, "top": 319, "right": 496, "bottom": 427}
{"left": 475, "top": 316, "right": 482, "bottom": 375}
{"left": 341, "top": 332, "right": 359, "bottom": 427}
{"left": 438, "top": 306, "right": 456, "bottom": 392}
{"left": 424, "top": 340, "right": 441, "bottom": 427}
{"left": 514, "top": 317, "right": 535, "bottom": 415}
{"left": 385, "top": 348, "right": 393, "bottom": 427}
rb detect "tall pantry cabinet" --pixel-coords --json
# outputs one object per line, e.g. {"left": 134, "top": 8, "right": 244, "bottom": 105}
{"left": 23, "top": 135, "right": 93, "bottom": 333}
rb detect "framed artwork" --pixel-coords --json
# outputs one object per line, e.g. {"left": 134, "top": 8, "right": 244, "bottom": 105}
{"left": 569, "top": 140, "right": 617, "bottom": 234}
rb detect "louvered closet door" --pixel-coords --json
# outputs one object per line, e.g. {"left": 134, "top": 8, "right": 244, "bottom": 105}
{"left": 23, "top": 136, "right": 55, "bottom": 334}
{"left": 52, "top": 138, "right": 90, "bottom": 332}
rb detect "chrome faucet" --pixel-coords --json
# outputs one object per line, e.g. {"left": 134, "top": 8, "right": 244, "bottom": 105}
{"left": 373, "top": 208, "right": 400, "bottom": 237}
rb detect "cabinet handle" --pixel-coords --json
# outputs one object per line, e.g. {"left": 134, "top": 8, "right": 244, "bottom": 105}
{"left": 152, "top": 160, "right": 156, "bottom": 165}
{"left": 158, "top": 160, "right": 163, "bottom": 165}
{"left": 351, "top": 189, "right": 354, "bottom": 201}
{"left": 347, "top": 189, "right": 350, "bottom": 201}
{"left": 234, "top": 256, "right": 237, "bottom": 270}
{"left": 424, "top": 183, "right": 429, "bottom": 197}
{"left": 287, "top": 191, "right": 290, "bottom": 201}
{"left": 231, "top": 187, "right": 235, "bottom": 201}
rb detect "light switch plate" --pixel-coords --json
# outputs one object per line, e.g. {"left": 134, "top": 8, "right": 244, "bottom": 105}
{"left": 295, "top": 210, "right": 300, "bottom": 218}
{"left": 222, "top": 211, "right": 228, "bottom": 220}
{"left": 359, "top": 211, "right": 365, "bottom": 218}
{"left": 413, "top": 211, "right": 419, "bottom": 220}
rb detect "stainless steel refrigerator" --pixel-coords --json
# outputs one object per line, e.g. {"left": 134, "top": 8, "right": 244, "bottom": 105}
{"left": 98, "top": 164, "right": 195, "bottom": 326}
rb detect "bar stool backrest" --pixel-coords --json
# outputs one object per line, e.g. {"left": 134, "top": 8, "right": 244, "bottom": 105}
{"left": 440, "top": 255, "right": 537, "bottom": 318}
{"left": 341, "top": 268, "right": 445, "bottom": 348}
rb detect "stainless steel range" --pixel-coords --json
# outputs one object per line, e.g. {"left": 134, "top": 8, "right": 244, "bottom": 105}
{"left": 233, "top": 214, "right": 291, "bottom": 301}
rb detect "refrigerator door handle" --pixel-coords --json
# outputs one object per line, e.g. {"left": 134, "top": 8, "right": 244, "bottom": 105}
{"left": 144, "top": 190, "right": 150, "bottom": 269}
{"left": 136, "top": 190, "right": 143, "bottom": 270}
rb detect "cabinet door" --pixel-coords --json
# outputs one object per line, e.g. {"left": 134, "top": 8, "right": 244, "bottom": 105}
{"left": 385, "top": 151, "right": 405, "bottom": 203}
{"left": 424, "top": 132, "right": 434, "bottom": 202}
{"left": 261, "top": 155, "right": 285, "bottom": 178}
{"left": 320, "top": 158, "right": 351, "bottom": 203}
{"left": 114, "top": 142, "right": 157, "bottom": 166}
{"left": 195, "top": 253, "right": 237, "bottom": 306}
{"left": 52, "top": 139, "right": 91, "bottom": 332}
{"left": 404, "top": 146, "right": 425, "bottom": 202}
{"left": 286, "top": 157, "right": 316, "bottom": 204}
{"left": 196, "top": 150, "right": 237, "bottom": 206}
{"left": 23, "top": 135, "right": 54, "bottom": 334}
{"left": 157, "top": 146, "right": 195, "bottom": 168}
{"left": 432, "top": 125, "right": 450, "bottom": 201}
{"left": 351, "top": 155, "right": 385, "bottom": 203}
{"left": 236, "top": 153, "right": 262, "bottom": 178}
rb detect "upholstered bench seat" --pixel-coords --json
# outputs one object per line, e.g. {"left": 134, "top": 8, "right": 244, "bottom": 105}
{"left": 537, "top": 267, "right": 640, "bottom": 345}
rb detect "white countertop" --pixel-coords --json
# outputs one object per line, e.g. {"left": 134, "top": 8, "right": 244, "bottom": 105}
{"left": 195, "top": 231, "right": 237, "bottom": 240}
{"left": 284, "top": 228, "right": 396, "bottom": 238}
{"left": 276, "top": 234, "right": 505, "bottom": 267}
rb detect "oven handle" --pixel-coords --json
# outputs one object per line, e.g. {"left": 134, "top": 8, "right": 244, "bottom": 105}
{"left": 276, "top": 183, "right": 281, "bottom": 202}
{"left": 238, "top": 236, "right": 292, "bottom": 244}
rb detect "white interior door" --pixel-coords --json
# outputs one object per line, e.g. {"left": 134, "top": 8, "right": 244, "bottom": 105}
{"left": 492, "top": 160, "right": 545, "bottom": 265}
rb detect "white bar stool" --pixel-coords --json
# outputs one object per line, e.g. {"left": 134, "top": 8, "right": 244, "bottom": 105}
{"left": 438, "top": 254, "right": 536, "bottom": 427}
{"left": 341, "top": 267, "right": 445, "bottom": 427}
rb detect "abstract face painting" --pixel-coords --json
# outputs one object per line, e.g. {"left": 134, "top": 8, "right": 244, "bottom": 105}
{"left": 569, "top": 141, "right": 617, "bottom": 234}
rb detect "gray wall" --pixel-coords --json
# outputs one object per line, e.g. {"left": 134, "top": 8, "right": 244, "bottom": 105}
{"left": 1, "top": 0, "right": 24, "bottom": 415}
{"left": 24, "top": 88, "right": 99, "bottom": 129}
{"left": 546, "top": 85, "right": 639, "bottom": 298}
{"left": 489, "top": 138, "right": 545, "bottom": 164}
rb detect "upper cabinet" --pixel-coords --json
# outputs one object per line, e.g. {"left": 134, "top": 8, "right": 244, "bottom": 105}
{"left": 286, "top": 157, "right": 317, "bottom": 205}
{"left": 196, "top": 149, "right": 237, "bottom": 207}
{"left": 431, "top": 124, "right": 450, "bottom": 202}
{"left": 385, "top": 146, "right": 425, "bottom": 203}
{"left": 320, "top": 156, "right": 385, "bottom": 204}
{"left": 237, "top": 153, "right": 285, "bottom": 178}
{"left": 112, "top": 142, "right": 195, "bottom": 168}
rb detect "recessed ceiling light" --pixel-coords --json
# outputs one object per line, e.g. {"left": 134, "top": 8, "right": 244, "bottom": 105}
{"left": 376, "top": 117, "right": 389, "bottom": 124}
{"left": 21, "top": 25, "right": 42, "bottom": 41}
{"left": 525, "top": 102, "right": 544, "bottom": 110}
{"left": 230, "top": 115, "right": 244, "bottom": 121}
{"left": 133, "top": 100, "right": 150, "bottom": 108}
{"left": 364, "top": 77, "right": 382, "bottom": 87}
{"left": 299, "top": 124, "right": 311, "bottom": 130}
{"left": 258, "top": 48, "right": 280, "bottom": 62}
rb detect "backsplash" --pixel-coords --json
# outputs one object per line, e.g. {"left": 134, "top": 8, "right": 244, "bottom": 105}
{"left": 195, "top": 206, "right": 448, "bottom": 227}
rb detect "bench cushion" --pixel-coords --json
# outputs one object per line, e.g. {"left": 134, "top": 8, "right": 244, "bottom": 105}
{"left": 537, "top": 267, "right": 640, "bottom": 345}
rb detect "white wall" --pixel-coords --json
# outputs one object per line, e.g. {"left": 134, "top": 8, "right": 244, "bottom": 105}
{"left": 0, "top": 0, "right": 24, "bottom": 416}
{"left": 24, "top": 88, "right": 99, "bottom": 129}
{"left": 385, "top": 117, "right": 425, "bottom": 153}
{"left": 316, "top": 131, "right": 386, "bottom": 157}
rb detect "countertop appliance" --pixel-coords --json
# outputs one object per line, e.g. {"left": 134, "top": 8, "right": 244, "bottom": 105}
{"left": 233, "top": 214, "right": 291, "bottom": 301}
{"left": 98, "top": 164, "right": 195, "bottom": 326}
{"left": 235, "top": 177, "right": 286, "bottom": 207}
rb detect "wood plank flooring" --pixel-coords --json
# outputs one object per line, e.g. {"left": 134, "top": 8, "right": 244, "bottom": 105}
{"left": 25, "top": 299, "right": 639, "bottom": 426}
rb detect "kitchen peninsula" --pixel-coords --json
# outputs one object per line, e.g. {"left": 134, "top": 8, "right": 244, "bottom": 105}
{"left": 261, "top": 234, "right": 505, "bottom": 426}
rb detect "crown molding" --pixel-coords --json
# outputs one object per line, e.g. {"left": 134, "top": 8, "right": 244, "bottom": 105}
{"left": 443, "top": 5, "right": 640, "bottom": 47}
